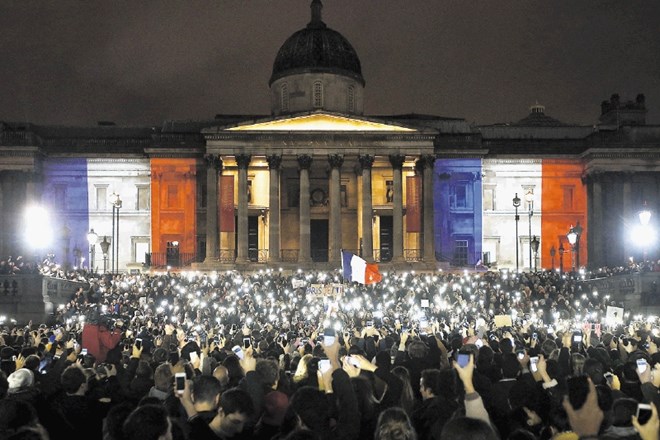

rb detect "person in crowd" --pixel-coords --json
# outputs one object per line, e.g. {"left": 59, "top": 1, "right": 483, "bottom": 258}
{"left": 123, "top": 403, "right": 173, "bottom": 440}
{"left": 1, "top": 257, "right": 660, "bottom": 440}
{"left": 374, "top": 406, "right": 417, "bottom": 440}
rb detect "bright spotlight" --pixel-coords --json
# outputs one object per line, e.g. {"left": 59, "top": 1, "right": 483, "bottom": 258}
{"left": 24, "top": 205, "right": 53, "bottom": 249}
{"left": 631, "top": 224, "right": 657, "bottom": 248}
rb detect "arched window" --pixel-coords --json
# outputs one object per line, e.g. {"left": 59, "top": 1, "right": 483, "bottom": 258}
{"left": 347, "top": 86, "right": 355, "bottom": 112}
{"left": 281, "top": 83, "right": 289, "bottom": 112}
{"left": 313, "top": 81, "right": 323, "bottom": 108}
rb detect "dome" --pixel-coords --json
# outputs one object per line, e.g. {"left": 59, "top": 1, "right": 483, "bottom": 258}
{"left": 269, "top": 0, "right": 364, "bottom": 86}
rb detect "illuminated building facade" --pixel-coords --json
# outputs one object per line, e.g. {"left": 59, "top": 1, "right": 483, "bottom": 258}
{"left": 0, "top": 1, "right": 659, "bottom": 272}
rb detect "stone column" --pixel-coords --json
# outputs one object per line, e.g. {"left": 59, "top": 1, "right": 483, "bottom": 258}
{"left": 359, "top": 155, "right": 375, "bottom": 259}
{"left": 297, "top": 155, "right": 313, "bottom": 263}
{"left": 235, "top": 154, "right": 251, "bottom": 262}
{"left": 592, "top": 174, "right": 603, "bottom": 268}
{"left": 204, "top": 155, "right": 222, "bottom": 262}
{"left": 622, "top": 173, "right": 632, "bottom": 261}
{"left": 328, "top": 154, "right": 344, "bottom": 262}
{"left": 389, "top": 154, "right": 406, "bottom": 262}
{"left": 421, "top": 155, "right": 436, "bottom": 263}
{"left": 267, "top": 155, "right": 282, "bottom": 263}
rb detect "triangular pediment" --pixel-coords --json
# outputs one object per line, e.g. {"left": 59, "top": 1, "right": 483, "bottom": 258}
{"left": 226, "top": 113, "right": 416, "bottom": 132}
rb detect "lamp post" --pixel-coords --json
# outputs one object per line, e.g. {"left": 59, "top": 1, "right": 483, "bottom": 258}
{"left": 512, "top": 193, "right": 521, "bottom": 272}
{"left": 73, "top": 247, "right": 82, "bottom": 269}
{"left": 567, "top": 221, "right": 583, "bottom": 271}
{"left": 110, "top": 192, "right": 122, "bottom": 273}
{"left": 99, "top": 236, "right": 110, "bottom": 273}
{"left": 558, "top": 242, "right": 565, "bottom": 274}
{"left": 86, "top": 229, "right": 98, "bottom": 272}
{"left": 525, "top": 190, "right": 534, "bottom": 272}
{"left": 549, "top": 245, "right": 556, "bottom": 271}
{"left": 531, "top": 235, "right": 540, "bottom": 272}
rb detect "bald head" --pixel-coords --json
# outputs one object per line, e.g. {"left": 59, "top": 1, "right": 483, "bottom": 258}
{"left": 213, "top": 365, "right": 230, "bottom": 390}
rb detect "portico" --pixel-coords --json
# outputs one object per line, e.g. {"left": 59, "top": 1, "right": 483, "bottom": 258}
{"left": 198, "top": 112, "right": 437, "bottom": 268}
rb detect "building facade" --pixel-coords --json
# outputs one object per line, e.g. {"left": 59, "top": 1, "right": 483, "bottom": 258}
{"left": 1, "top": 1, "right": 659, "bottom": 272}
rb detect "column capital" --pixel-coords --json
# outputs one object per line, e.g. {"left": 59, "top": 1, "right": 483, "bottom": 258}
{"left": 327, "top": 154, "right": 344, "bottom": 169}
{"left": 389, "top": 154, "right": 406, "bottom": 170}
{"left": 422, "top": 154, "right": 436, "bottom": 168}
{"left": 204, "top": 154, "right": 223, "bottom": 170}
{"left": 266, "top": 154, "right": 283, "bottom": 170}
{"left": 235, "top": 154, "right": 251, "bottom": 169}
{"left": 358, "top": 154, "right": 375, "bottom": 170}
{"left": 297, "top": 154, "right": 313, "bottom": 170}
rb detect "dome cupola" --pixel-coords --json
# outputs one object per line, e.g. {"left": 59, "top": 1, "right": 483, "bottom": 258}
{"left": 269, "top": 0, "right": 365, "bottom": 115}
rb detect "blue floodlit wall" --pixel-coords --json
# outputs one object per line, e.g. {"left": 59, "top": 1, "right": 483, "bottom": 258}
{"left": 42, "top": 159, "right": 89, "bottom": 267}
{"left": 434, "top": 159, "right": 483, "bottom": 266}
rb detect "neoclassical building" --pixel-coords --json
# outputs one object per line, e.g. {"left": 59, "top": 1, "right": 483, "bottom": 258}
{"left": 1, "top": 0, "right": 659, "bottom": 272}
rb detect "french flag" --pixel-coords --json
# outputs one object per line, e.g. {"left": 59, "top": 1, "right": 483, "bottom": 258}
{"left": 341, "top": 250, "right": 382, "bottom": 285}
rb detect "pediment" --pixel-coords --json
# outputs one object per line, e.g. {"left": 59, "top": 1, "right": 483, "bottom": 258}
{"left": 225, "top": 113, "right": 416, "bottom": 132}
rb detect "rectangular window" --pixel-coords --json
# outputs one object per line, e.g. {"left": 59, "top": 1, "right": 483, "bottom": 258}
{"left": 340, "top": 184, "right": 348, "bottom": 207}
{"left": 53, "top": 185, "right": 66, "bottom": 210}
{"left": 287, "top": 178, "right": 300, "bottom": 208}
{"left": 134, "top": 241, "right": 149, "bottom": 264}
{"left": 313, "top": 81, "right": 323, "bottom": 108}
{"left": 563, "top": 186, "right": 574, "bottom": 211}
{"left": 136, "top": 186, "right": 150, "bottom": 211}
{"left": 454, "top": 240, "right": 469, "bottom": 266}
{"left": 483, "top": 186, "right": 495, "bottom": 211}
{"left": 167, "top": 185, "right": 178, "bottom": 208}
{"left": 450, "top": 181, "right": 471, "bottom": 209}
{"left": 281, "top": 83, "right": 289, "bottom": 112}
{"left": 347, "top": 86, "right": 355, "bottom": 113}
{"left": 95, "top": 186, "right": 107, "bottom": 211}
{"left": 197, "top": 178, "right": 207, "bottom": 209}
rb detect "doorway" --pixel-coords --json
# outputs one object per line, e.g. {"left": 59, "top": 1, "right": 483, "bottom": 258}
{"left": 380, "top": 216, "right": 393, "bottom": 262}
{"left": 311, "top": 219, "right": 329, "bottom": 262}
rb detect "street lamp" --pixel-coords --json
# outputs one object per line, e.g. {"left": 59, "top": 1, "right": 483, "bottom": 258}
{"left": 110, "top": 192, "right": 122, "bottom": 273}
{"left": 86, "top": 228, "right": 98, "bottom": 272}
{"left": 558, "top": 242, "right": 565, "bottom": 274}
{"left": 637, "top": 201, "right": 655, "bottom": 261}
{"left": 73, "top": 247, "right": 82, "bottom": 269}
{"left": 525, "top": 190, "right": 534, "bottom": 272}
{"left": 512, "top": 193, "right": 521, "bottom": 272}
{"left": 567, "top": 221, "right": 583, "bottom": 271}
{"left": 531, "top": 235, "right": 540, "bottom": 272}
{"left": 99, "top": 236, "right": 110, "bottom": 273}
{"left": 549, "top": 245, "right": 556, "bottom": 271}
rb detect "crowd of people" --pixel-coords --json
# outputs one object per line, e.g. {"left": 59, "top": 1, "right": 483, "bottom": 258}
{"left": 0, "top": 258, "right": 659, "bottom": 440}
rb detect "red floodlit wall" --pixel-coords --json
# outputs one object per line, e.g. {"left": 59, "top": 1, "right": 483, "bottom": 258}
{"left": 541, "top": 159, "right": 587, "bottom": 269}
{"left": 151, "top": 158, "right": 197, "bottom": 256}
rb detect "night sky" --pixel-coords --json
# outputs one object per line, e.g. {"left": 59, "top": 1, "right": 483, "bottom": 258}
{"left": 1, "top": 1, "right": 659, "bottom": 127}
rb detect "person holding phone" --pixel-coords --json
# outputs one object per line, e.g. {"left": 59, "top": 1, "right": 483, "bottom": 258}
{"left": 452, "top": 352, "right": 492, "bottom": 425}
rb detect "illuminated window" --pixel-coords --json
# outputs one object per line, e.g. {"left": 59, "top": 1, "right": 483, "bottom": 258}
{"left": 454, "top": 240, "right": 469, "bottom": 266}
{"left": 347, "top": 86, "right": 355, "bottom": 112}
{"left": 385, "top": 180, "right": 393, "bottom": 203}
{"left": 313, "top": 81, "right": 323, "bottom": 108}
{"left": 563, "top": 185, "right": 574, "bottom": 211}
{"left": 281, "top": 83, "right": 289, "bottom": 112}
{"left": 450, "top": 181, "right": 471, "bottom": 209}
{"left": 95, "top": 186, "right": 107, "bottom": 211}
{"left": 136, "top": 185, "right": 150, "bottom": 211}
